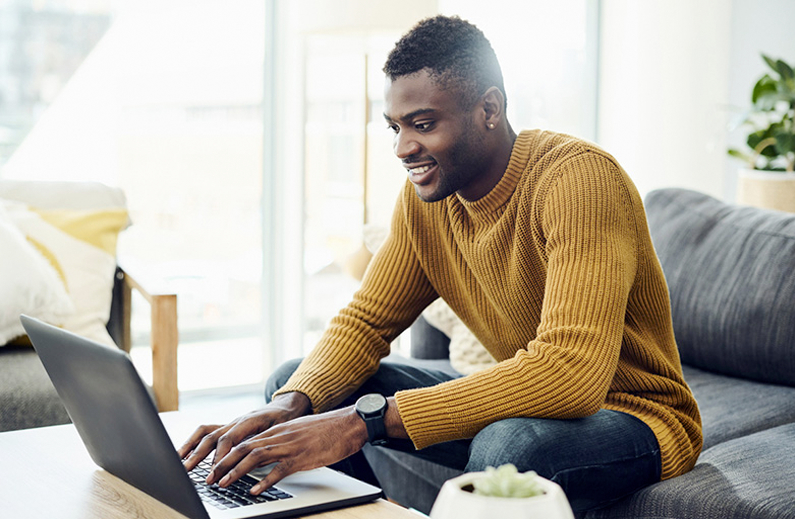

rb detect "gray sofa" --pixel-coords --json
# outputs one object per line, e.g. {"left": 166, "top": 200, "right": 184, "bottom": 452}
{"left": 0, "top": 268, "right": 123, "bottom": 431}
{"left": 363, "top": 188, "right": 795, "bottom": 519}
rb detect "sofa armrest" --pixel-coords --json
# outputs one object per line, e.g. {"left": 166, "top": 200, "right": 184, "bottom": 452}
{"left": 113, "top": 267, "right": 179, "bottom": 412}
{"left": 410, "top": 315, "right": 451, "bottom": 360}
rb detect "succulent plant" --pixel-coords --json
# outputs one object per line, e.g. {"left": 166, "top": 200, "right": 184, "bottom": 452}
{"left": 470, "top": 464, "right": 545, "bottom": 499}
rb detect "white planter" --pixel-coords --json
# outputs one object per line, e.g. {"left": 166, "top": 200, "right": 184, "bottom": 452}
{"left": 737, "top": 168, "right": 795, "bottom": 213}
{"left": 429, "top": 472, "right": 574, "bottom": 519}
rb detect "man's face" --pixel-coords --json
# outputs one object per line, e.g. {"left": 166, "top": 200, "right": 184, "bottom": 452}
{"left": 383, "top": 69, "right": 491, "bottom": 202}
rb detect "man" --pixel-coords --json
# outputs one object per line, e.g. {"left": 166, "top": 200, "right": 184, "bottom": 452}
{"left": 179, "top": 15, "right": 702, "bottom": 513}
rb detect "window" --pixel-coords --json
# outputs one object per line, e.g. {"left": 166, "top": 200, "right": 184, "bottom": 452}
{"left": 4, "top": 0, "right": 598, "bottom": 387}
{"left": 269, "top": 0, "right": 598, "bottom": 365}
{"left": 1, "top": 0, "right": 268, "bottom": 391}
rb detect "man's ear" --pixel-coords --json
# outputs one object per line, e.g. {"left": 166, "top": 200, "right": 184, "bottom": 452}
{"left": 481, "top": 87, "right": 505, "bottom": 129}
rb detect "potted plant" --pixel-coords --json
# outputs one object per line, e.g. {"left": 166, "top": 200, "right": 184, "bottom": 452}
{"left": 429, "top": 464, "right": 574, "bottom": 519}
{"left": 729, "top": 54, "right": 795, "bottom": 212}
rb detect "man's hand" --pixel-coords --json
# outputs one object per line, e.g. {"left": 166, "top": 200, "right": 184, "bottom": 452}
{"left": 178, "top": 392, "right": 312, "bottom": 472}
{"left": 179, "top": 393, "right": 406, "bottom": 494}
{"left": 208, "top": 406, "right": 368, "bottom": 494}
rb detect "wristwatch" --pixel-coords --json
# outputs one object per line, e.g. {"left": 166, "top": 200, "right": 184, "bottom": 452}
{"left": 354, "top": 393, "right": 389, "bottom": 446}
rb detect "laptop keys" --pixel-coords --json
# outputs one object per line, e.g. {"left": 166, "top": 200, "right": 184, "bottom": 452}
{"left": 189, "top": 458, "right": 293, "bottom": 509}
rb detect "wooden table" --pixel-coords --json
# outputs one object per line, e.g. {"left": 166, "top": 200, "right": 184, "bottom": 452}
{"left": 0, "top": 408, "right": 419, "bottom": 519}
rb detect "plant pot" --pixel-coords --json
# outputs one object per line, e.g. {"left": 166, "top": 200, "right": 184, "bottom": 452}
{"left": 736, "top": 169, "right": 795, "bottom": 213}
{"left": 429, "top": 472, "right": 574, "bottom": 519}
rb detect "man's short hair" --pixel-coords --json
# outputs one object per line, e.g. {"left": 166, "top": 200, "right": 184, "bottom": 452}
{"left": 383, "top": 15, "right": 506, "bottom": 110}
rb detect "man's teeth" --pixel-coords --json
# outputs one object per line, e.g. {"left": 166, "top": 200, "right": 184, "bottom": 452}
{"left": 409, "top": 165, "right": 433, "bottom": 174}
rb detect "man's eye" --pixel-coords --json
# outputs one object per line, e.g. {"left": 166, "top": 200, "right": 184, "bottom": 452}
{"left": 387, "top": 124, "right": 399, "bottom": 134}
{"left": 415, "top": 121, "right": 433, "bottom": 132}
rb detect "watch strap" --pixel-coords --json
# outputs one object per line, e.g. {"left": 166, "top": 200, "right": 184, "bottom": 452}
{"left": 363, "top": 412, "right": 388, "bottom": 446}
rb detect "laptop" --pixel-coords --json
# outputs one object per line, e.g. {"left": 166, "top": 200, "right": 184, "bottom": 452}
{"left": 20, "top": 315, "right": 383, "bottom": 519}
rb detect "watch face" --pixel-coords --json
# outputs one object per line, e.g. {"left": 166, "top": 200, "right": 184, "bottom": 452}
{"left": 357, "top": 393, "right": 386, "bottom": 414}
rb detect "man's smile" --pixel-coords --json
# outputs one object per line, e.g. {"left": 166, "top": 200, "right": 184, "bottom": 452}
{"left": 408, "top": 164, "right": 433, "bottom": 174}
{"left": 406, "top": 161, "right": 438, "bottom": 185}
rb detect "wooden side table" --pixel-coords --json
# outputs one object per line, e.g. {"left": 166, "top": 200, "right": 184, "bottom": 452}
{"left": 0, "top": 409, "right": 420, "bottom": 519}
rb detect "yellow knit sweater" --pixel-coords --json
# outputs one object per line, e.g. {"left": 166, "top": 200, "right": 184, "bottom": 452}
{"left": 276, "top": 130, "right": 702, "bottom": 480}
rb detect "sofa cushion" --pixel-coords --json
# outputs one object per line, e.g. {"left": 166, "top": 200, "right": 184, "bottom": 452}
{"left": 0, "top": 181, "right": 129, "bottom": 346}
{"left": 683, "top": 365, "right": 795, "bottom": 450}
{"left": 0, "top": 345, "right": 70, "bottom": 432}
{"left": 644, "top": 188, "right": 795, "bottom": 386}
{"left": 585, "top": 422, "right": 795, "bottom": 519}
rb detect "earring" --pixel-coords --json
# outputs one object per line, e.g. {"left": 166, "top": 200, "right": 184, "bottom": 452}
{"left": 488, "top": 123, "right": 495, "bottom": 129}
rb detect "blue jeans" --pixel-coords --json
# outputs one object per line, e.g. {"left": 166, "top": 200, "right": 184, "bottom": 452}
{"left": 265, "top": 358, "right": 662, "bottom": 513}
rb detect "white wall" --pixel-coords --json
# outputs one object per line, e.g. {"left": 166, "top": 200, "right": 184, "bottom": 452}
{"left": 725, "top": 0, "right": 795, "bottom": 200}
{"left": 597, "top": 0, "right": 732, "bottom": 200}
{"left": 598, "top": 0, "right": 795, "bottom": 202}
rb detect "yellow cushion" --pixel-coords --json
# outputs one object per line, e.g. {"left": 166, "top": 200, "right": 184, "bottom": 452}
{"left": 0, "top": 205, "right": 75, "bottom": 344}
{"left": 0, "top": 182, "right": 128, "bottom": 347}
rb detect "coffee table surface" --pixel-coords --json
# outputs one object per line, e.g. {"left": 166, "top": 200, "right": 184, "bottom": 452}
{"left": 0, "top": 408, "right": 418, "bottom": 519}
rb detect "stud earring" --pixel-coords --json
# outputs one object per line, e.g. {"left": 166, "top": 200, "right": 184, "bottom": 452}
{"left": 488, "top": 123, "right": 495, "bottom": 129}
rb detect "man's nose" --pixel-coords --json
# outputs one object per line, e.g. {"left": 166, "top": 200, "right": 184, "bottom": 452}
{"left": 394, "top": 132, "right": 421, "bottom": 159}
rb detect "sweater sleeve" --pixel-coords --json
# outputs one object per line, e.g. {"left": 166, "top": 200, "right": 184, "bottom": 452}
{"left": 394, "top": 152, "right": 639, "bottom": 449}
{"left": 273, "top": 186, "right": 438, "bottom": 413}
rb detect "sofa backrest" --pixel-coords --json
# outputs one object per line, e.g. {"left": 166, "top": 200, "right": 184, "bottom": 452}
{"left": 644, "top": 188, "right": 795, "bottom": 387}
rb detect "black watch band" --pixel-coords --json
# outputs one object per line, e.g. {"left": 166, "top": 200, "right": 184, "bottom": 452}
{"left": 355, "top": 394, "right": 389, "bottom": 446}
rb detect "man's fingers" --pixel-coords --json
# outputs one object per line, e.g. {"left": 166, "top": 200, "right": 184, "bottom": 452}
{"left": 213, "top": 426, "right": 252, "bottom": 463}
{"left": 213, "top": 414, "right": 273, "bottom": 463}
{"left": 212, "top": 441, "right": 284, "bottom": 487}
{"left": 182, "top": 425, "right": 225, "bottom": 471}
{"left": 178, "top": 424, "right": 220, "bottom": 458}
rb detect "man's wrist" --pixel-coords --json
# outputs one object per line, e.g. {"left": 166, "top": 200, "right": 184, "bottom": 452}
{"left": 346, "top": 405, "right": 370, "bottom": 446}
{"left": 384, "top": 396, "right": 408, "bottom": 440}
{"left": 271, "top": 391, "right": 312, "bottom": 419}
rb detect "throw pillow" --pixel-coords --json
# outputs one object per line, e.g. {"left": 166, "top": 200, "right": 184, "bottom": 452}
{"left": 0, "top": 203, "right": 74, "bottom": 344}
{"left": 1, "top": 199, "right": 128, "bottom": 346}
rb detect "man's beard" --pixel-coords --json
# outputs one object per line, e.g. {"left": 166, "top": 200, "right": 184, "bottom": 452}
{"left": 417, "top": 118, "right": 489, "bottom": 203}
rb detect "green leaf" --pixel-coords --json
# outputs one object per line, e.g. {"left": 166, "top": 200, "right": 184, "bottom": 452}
{"left": 748, "top": 128, "right": 779, "bottom": 157}
{"left": 763, "top": 54, "right": 779, "bottom": 73}
{"left": 776, "top": 59, "right": 794, "bottom": 81}
{"left": 728, "top": 148, "right": 752, "bottom": 162}
{"left": 775, "top": 130, "right": 795, "bottom": 155}
{"left": 752, "top": 75, "right": 778, "bottom": 106}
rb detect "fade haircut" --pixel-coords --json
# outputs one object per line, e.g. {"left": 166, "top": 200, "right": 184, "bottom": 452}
{"left": 383, "top": 15, "right": 506, "bottom": 110}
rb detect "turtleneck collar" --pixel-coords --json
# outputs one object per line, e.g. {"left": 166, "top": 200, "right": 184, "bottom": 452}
{"left": 453, "top": 130, "right": 534, "bottom": 225}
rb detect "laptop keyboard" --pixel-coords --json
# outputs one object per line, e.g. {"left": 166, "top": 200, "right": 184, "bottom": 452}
{"left": 189, "top": 458, "right": 293, "bottom": 510}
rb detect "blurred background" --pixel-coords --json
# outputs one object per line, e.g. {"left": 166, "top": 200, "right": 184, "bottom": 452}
{"left": 1, "top": 0, "right": 793, "bottom": 394}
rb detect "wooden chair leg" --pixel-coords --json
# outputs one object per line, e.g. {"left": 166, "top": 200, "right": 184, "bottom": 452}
{"left": 121, "top": 269, "right": 179, "bottom": 412}
{"left": 151, "top": 294, "right": 179, "bottom": 411}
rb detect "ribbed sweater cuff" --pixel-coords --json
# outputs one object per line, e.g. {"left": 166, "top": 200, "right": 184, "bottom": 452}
{"left": 394, "top": 384, "right": 462, "bottom": 450}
